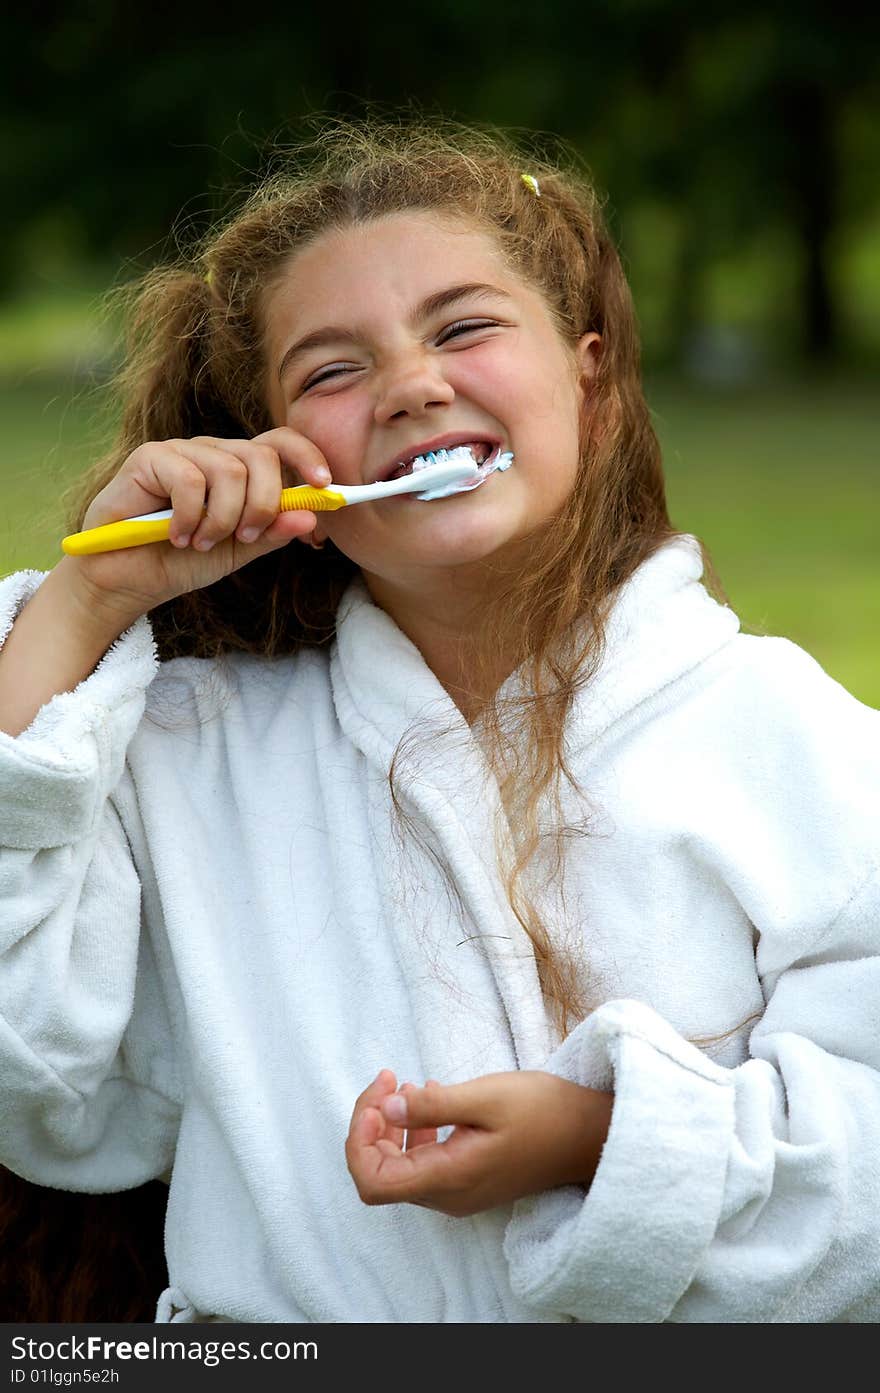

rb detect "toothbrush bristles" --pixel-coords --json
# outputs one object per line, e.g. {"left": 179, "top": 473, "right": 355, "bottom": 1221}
{"left": 412, "top": 445, "right": 471, "bottom": 472}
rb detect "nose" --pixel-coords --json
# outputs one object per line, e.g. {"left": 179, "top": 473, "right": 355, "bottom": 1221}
{"left": 373, "top": 352, "right": 455, "bottom": 425}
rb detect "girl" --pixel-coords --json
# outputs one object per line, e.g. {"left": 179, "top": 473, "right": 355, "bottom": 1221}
{"left": 0, "top": 118, "right": 877, "bottom": 1325}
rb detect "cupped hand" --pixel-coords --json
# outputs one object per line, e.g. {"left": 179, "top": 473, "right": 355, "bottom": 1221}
{"left": 345, "top": 1068, "right": 613, "bottom": 1218}
{"left": 68, "top": 426, "right": 331, "bottom": 623}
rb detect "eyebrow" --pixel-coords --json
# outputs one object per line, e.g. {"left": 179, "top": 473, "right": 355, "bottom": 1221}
{"left": 277, "top": 281, "right": 514, "bottom": 383}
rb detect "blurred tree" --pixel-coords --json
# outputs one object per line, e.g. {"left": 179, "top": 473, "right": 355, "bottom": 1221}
{"left": 594, "top": 0, "right": 880, "bottom": 360}
{"left": 2, "top": 0, "right": 878, "bottom": 364}
{"left": 688, "top": 0, "right": 880, "bottom": 361}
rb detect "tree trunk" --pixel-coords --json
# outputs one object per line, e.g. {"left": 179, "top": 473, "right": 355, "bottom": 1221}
{"left": 783, "top": 77, "right": 837, "bottom": 361}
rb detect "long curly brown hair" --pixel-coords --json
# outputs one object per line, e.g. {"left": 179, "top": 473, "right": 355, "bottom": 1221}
{"left": 12, "top": 114, "right": 732, "bottom": 1322}
{"left": 1, "top": 1169, "right": 169, "bottom": 1321}
{"left": 64, "top": 114, "right": 725, "bottom": 1039}
{"left": 8, "top": 111, "right": 735, "bottom": 1326}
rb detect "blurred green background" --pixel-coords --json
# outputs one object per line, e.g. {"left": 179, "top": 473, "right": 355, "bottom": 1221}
{"left": 2, "top": 2, "right": 877, "bottom": 704}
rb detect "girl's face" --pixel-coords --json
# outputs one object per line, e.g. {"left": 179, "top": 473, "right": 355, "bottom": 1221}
{"left": 263, "top": 211, "right": 600, "bottom": 591}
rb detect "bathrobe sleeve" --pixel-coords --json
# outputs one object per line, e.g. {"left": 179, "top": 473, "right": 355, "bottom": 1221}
{"left": 0, "top": 570, "right": 181, "bottom": 1192}
{"left": 503, "top": 640, "right": 880, "bottom": 1322}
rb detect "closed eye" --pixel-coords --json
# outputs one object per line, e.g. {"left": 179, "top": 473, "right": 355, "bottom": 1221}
{"left": 437, "top": 319, "right": 498, "bottom": 343}
{"left": 300, "top": 320, "right": 499, "bottom": 391}
{"left": 302, "top": 364, "right": 359, "bottom": 391}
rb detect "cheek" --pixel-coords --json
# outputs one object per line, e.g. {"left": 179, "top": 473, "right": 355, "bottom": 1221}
{"left": 458, "top": 348, "right": 570, "bottom": 425}
{"left": 527, "top": 362, "right": 583, "bottom": 439}
{"left": 286, "top": 395, "right": 363, "bottom": 460}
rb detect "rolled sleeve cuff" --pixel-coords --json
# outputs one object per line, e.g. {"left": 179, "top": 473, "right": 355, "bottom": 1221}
{"left": 503, "top": 999, "right": 736, "bottom": 1322}
{"left": 0, "top": 569, "right": 158, "bottom": 848}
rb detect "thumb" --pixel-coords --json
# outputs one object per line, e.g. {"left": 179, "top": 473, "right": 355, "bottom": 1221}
{"left": 381, "top": 1077, "right": 491, "bottom": 1131}
{"left": 254, "top": 507, "right": 319, "bottom": 550}
{"left": 221, "top": 507, "right": 318, "bottom": 570}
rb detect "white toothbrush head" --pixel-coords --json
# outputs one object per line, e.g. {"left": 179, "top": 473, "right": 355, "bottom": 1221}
{"left": 412, "top": 444, "right": 514, "bottom": 500}
{"left": 404, "top": 457, "right": 477, "bottom": 494}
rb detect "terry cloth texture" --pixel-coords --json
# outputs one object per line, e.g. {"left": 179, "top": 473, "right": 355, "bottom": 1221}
{"left": 1, "top": 536, "right": 878, "bottom": 1322}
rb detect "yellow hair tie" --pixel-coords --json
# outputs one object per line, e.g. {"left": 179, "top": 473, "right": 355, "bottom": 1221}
{"left": 204, "top": 268, "right": 214, "bottom": 287}
{"left": 520, "top": 173, "right": 541, "bottom": 198}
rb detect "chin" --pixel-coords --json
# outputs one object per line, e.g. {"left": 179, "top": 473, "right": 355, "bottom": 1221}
{"left": 332, "top": 482, "right": 529, "bottom": 570}
{"left": 411, "top": 506, "right": 522, "bottom": 557}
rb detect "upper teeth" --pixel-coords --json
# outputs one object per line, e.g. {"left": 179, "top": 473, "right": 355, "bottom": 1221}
{"left": 406, "top": 443, "right": 490, "bottom": 473}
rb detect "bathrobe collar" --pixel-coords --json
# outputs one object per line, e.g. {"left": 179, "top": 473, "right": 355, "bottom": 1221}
{"left": 331, "top": 534, "right": 740, "bottom": 771}
{"left": 328, "top": 535, "right": 740, "bottom": 1069}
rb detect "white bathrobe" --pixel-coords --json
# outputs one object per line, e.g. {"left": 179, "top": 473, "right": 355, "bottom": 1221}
{"left": 0, "top": 535, "right": 877, "bottom": 1323}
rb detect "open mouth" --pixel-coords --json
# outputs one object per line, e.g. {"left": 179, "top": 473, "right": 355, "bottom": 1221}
{"left": 412, "top": 443, "right": 513, "bottom": 500}
{"left": 386, "top": 441, "right": 496, "bottom": 482}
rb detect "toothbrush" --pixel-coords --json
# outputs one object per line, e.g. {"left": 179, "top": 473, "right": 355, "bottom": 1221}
{"left": 60, "top": 449, "right": 491, "bottom": 557}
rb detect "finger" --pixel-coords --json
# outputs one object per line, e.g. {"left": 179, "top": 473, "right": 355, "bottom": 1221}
{"left": 346, "top": 1073, "right": 409, "bottom": 1163}
{"left": 230, "top": 442, "right": 286, "bottom": 543}
{"left": 184, "top": 438, "right": 310, "bottom": 547}
{"left": 346, "top": 1105, "right": 385, "bottom": 1180}
{"left": 380, "top": 1077, "right": 495, "bottom": 1132}
{"left": 346, "top": 1104, "right": 404, "bottom": 1191}
{"left": 259, "top": 507, "right": 320, "bottom": 548}
{"left": 123, "top": 442, "right": 213, "bottom": 547}
{"left": 252, "top": 427, "right": 333, "bottom": 489}
{"left": 348, "top": 1070, "right": 399, "bottom": 1143}
{"left": 293, "top": 527, "right": 322, "bottom": 549}
{"left": 379, "top": 1079, "right": 415, "bottom": 1151}
{"left": 132, "top": 439, "right": 251, "bottom": 551}
{"left": 352, "top": 1069, "right": 398, "bottom": 1114}
{"left": 351, "top": 1109, "right": 460, "bottom": 1205}
{"left": 403, "top": 1128, "right": 439, "bottom": 1151}
{"left": 400, "top": 1083, "right": 437, "bottom": 1151}
{"left": 187, "top": 451, "right": 254, "bottom": 551}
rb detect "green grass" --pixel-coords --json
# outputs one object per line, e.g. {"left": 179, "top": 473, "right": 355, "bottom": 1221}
{"left": 646, "top": 374, "right": 878, "bottom": 708}
{"left": 0, "top": 373, "right": 114, "bottom": 572}
{"left": 1, "top": 369, "right": 877, "bottom": 708}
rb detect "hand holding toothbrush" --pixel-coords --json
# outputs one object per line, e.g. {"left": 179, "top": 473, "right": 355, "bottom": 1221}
{"left": 59, "top": 428, "right": 482, "bottom": 621}
{"left": 58, "top": 428, "right": 334, "bottom": 621}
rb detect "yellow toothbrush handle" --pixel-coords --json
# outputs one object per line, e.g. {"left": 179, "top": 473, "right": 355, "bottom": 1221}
{"left": 62, "top": 516, "right": 175, "bottom": 556}
{"left": 279, "top": 486, "right": 347, "bottom": 512}
{"left": 61, "top": 487, "right": 347, "bottom": 555}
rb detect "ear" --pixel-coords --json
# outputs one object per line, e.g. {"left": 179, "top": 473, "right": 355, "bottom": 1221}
{"left": 575, "top": 333, "right": 602, "bottom": 404}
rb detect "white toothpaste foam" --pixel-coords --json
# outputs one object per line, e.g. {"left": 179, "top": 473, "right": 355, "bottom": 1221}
{"left": 412, "top": 445, "right": 514, "bottom": 500}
